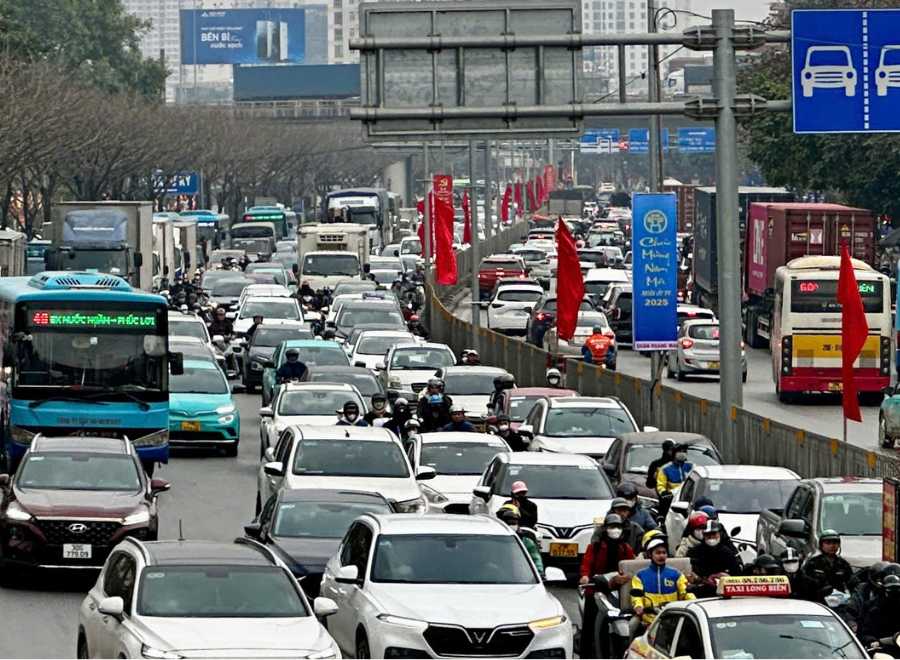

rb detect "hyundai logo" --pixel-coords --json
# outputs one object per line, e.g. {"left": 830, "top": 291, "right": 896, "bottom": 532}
{"left": 67, "top": 523, "right": 88, "bottom": 535}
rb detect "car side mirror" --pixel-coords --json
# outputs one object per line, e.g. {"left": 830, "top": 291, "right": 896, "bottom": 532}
{"left": 263, "top": 360, "right": 276, "bottom": 369}
{"left": 335, "top": 564, "right": 360, "bottom": 584}
{"left": 0, "top": 474, "right": 9, "bottom": 489}
{"left": 543, "top": 566, "right": 567, "bottom": 583}
{"left": 263, "top": 461, "right": 284, "bottom": 477}
{"left": 670, "top": 501, "right": 689, "bottom": 517}
{"left": 416, "top": 466, "right": 436, "bottom": 481}
{"left": 473, "top": 485, "right": 491, "bottom": 501}
{"left": 150, "top": 478, "right": 170, "bottom": 495}
{"left": 264, "top": 447, "right": 276, "bottom": 462}
{"left": 518, "top": 424, "right": 534, "bottom": 438}
{"left": 169, "top": 352, "right": 184, "bottom": 376}
{"left": 354, "top": 361, "right": 366, "bottom": 369}
{"left": 98, "top": 596, "right": 124, "bottom": 620}
{"left": 244, "top": 521, "right": 262, "bottom": 539}
{"left": 777, "top": 519, "right": 808, "bottom": 538}
{"left": 313, "top": 596, "right": 339, "bottom": 618}
{"left": 259, "top": 406, "right": 274, "bottom": 418}
{"left": 524, "top": 307, "right": 533, "bottom": 315}
{"left": 376, "top": 362, "right": 386, "bottom": 370}
{"left": 884, "top": 385, "right": 896, "bottom": 398}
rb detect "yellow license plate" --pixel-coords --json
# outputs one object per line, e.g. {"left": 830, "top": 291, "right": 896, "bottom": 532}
{"left": 180, "top": 421, "right": 201, "bottom": 432}
{"left": 828, "top": 382, "right": 843, "bottom": 392}
{"left": 708, "top": 361, "right": 719, "bottom": 370}
{"left": 549, "top": 542, "right": 578, "bottom": 558}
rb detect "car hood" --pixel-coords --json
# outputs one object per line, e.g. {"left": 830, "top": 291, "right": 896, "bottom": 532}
{"left": 389, "top": 369, "right": 440, "bottom": 388}
{"left": 273, "top": 414, "right": 340, "bottom": 427}
{"left": 284, "top": 475, "right": 421, "bottom": 504}
{"left": 352, "top": 354, "right": 384, "bottom": 370}
{"left": 139, "top": 616, "right": 335, "bottom": 656}
{"left": 430, "top": 474, "right": 482, "bottom": 499}
{"left": 303, "top": 275, "right": 357, "bottom": 291}
{"left": 536, "top": 434, "right": 615, "bottom": 458}
{"left": 839, "top": 536, "right": 882, "bottom": 569}
{"left": 532, "top": 497, "right": 613, "bottom": 527}
{"left": 14, "top": 487, "right": 144, "bottom": 518}
{"left": 272, "top": 536, "right": 340, "bottom": 572}
{"left": 366, "top": 583, "right": 561, "bottom": 628}
{"left": 170, "top": 392, "right": 234, "bottom": 417}
{"left": 448, "top": 394, "right": 492, "bottom": 417}
{"left": 717, "top": 513, "right": 760, "bottom": 545}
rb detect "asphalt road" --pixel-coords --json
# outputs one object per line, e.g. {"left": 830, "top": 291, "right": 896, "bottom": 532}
{"left": 0, "top": 392, "right": 582, "bottom": 659}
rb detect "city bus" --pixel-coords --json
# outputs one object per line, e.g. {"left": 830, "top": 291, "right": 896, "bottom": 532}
{"left": 0, "top": 271, "right": 177, "bottom": 473}
{"left": 771, "top": 256, "right": 891, "bottom": 402}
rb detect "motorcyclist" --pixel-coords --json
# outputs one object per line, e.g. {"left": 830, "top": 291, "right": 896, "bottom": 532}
{"left": 245, "top": 314, "right": 264, "bottom": 343}
{"left": 640, "top": 529, "right": 667, "bottom": 558}
{"left": 858, "top": 573, "right": 900, "bottom": 647}
{"left": 578, "top": 513, "right": 636, "bottom": 658}
{"left": 608, "top": 497, "right": 645, "bottom": 551}
{"left": 441, "top": 405, "right": 477, "bottom": 432}
{"left": 364, "top": 393, "right": 390, "bottom": 426}
{"left": 297, "top": 280, "right": 315, "bottom": 299}
{"left": 336, "top": 401, "right": 368, "bottom": 427}
{"left": 207, "top": 307, "right": 234, "bottom": 338}
{"left": 655, "top": 443, "right": 693, "bottom": 516}
{"left": 416, "top": 378, "right": 453, "bottom": 432}
{"left": 615, "top": 481, "right": 657, "bottom": 531}
{"left": 504, "top": 480, "right": 538, "bottom": 529}
{"left": 496, "top": 504, "right": 543, "bottom": 574}
{"left": 675, "top": 511, "right": 709, "bottom": 558}
{"left": 630, "top": 536, "right": 695, "bottom": 632}
{"left": 845, "top": 561, "right": 895, "bottom": 632}
{"left": 275, "top": 348, "right": 308, "bottom": 383}
{"left": 494, "top": 413, "right": 529, "bottom": 451}
{"left": 779, "top": 547, "right": 803, "bottom": 589}
{"left": 459, "top": 349, "right": 481, "bottom": 366}
{"left": 384, "top": 398, "right": 414, "bottom": 440}
{"left": 488, "top": 373, "right": 515, "bottom": 415}
{"left": 687, "top": 521, "right": 741, "bottom": 597}
{"left": 645, "top": 439, "right": 675, "bottom": 491}
{"left": 545, "top": 367, "right": 563, "bottom": 388}
{"left": 750, "top": 553, "right": 781, "bottom": 576}
{"left": 797, "top": 529, "right": 853, "bottom": 604}
{"left": 581, "top": 324, "right": 616, "bottom": 369}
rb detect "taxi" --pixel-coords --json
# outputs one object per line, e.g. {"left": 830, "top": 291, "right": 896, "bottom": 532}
{"left": 625, "top": 576, "right": 867, "bottom": 658}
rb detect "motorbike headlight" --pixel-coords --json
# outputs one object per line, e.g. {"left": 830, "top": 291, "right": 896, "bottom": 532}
{"left": 394, "top": 496, "right": 427, "bottom": 514}
{"left": 216, "top": 404, "right": 236, "bottom": 415}
{"left": 141, "top": 644, "right": 184, "bottom": 659}
{"left": 123, "top": 508, "right": 151, "bottom": 526}
{"left": 132, "top": 429, "right": 168, "bottom": 447}
{"left": 5, "top": 502, "right": 32, "bottom": 522}
{"left": 9, "top": 426, "right": 35, "bottom": 446}
{"left": 529, "top": 615, "right": 567, "bottom": 631}
{"left": 419, "top": 484, "right": 448, "bottom": 505}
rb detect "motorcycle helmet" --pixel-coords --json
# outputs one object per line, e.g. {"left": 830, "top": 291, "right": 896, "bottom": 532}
{"left": 698, "top": 505, "right": 718, "bottom": 520}
{"left": 496, "top": 503, "right": 521, "bottom": 524}
{"left": 820, "top": 529, "right": 841, "bottom": 548}
{"left": 604, "top": 513, "right": 624, "bottom": 540}
{"left": 393, "top": 397, "right": 409, "bottom": 412}
{"left": 687, "top": 511, "right": 710, "bottom": 541}
{"left": 641, "top": 528, "right": 667, "bottom": 551}
{"left": 615, "top": 481, "right": 639, "bottom": 500}
{"left": 883, "top": 574, "right": 900, "bottom": 601}
{"left": 779, "top": 547, "right": 801, "bottom": 575}
{"left": 427, "top": 377, "right": 444, "bottom": 391}
{"left": 371, "top": 393, "right": 387, "bottom": 410}
{"left": 754, "top": 553, "right": 780, "bottom": 573}
{"left": 493, "top": 373, "right": 515, "bottom": 391}
{"left": 546, "top": 367, "right": 562, "bottom": 386}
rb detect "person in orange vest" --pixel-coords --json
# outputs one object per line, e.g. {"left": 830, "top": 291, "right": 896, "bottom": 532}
{"left": 581, "top": 325, "right": 617, "bottom": 370}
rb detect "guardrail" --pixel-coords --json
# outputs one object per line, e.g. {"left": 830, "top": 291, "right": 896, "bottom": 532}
{"left": 428, "top": 272, "right": 900, "bottom": 480}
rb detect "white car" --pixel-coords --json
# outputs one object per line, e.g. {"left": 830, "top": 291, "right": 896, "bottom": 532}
{"left": 521, "top": 396, "right": 640, "bottom": 460}
{"left": 257, "top": 425, "right": 434, "bottom": 516}
{"left": 381, "top": 342, "right": 456, "bottom": 394}
{"left": 237, "top": 283, "right": 292, "bottom": 306}
{"left": 663, "top": 464, "right": 801, "bottom": 556}
{"left": 487, "top": 283, "right": 545, "bottom": 334}
{"left": 436, "top": 365, "right": 513, "bottom": 420}
{"left": 235, "top": 296, "right": 303, "bottom": 334}
{"left": 411, "top": 432, "right": 511, "bottom": 513}
{"left": 471, "top": 452, "right": 615, "bottom": 572}
{"left": 876, "top": 45, "right": 900, "bottom": 96}
{"left": 78, "top": 538, "right": 340, "bottom": 660}
{"left": 320, "top": 514, "right": 572, "bottom": 659}
{"left": 348, "top": 329, "right": 417, "bottom": 371}
{"left": 583, "top": 267, "right": 631, "bottom": 299}
{"left": 543, "top": 310, "right": 615, "bottom": 359}
{"left": 800, "top": 45, "right": 856, "bottom": 97}
{"left": 167, "top": 312, "right": 229, "bottom": 373}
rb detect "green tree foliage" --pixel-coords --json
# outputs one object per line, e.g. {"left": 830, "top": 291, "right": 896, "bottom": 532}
{"left": 0, "top": 0, "right": 165, "bottom": 97}
{"left": 739, "top": 0, "right": 900, "bottom": 218}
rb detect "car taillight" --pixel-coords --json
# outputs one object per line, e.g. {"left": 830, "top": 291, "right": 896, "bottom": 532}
{"left": 536, "top": 312, "right": 551, "bottom": 321}
{"left": 681, "top": 338, "right": 694, "bottom": 349}
{"left": 882, "top": 336, "right": 891, "bottom": 375}
{"left": 242, "top": 214, "right": 252, "bottom": 222}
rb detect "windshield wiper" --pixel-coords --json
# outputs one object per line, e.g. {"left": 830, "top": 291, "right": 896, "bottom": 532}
{"left": 29, "top": 396, "right": 109, "bottom": 409}
{"left": 778, "top": 634, "right": 851, "bottom": 658}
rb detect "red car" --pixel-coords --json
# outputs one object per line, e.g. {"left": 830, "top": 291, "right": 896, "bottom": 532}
{"left": 490, "top": 387, "right": 578, "bottom": 429}
{"left": 477, "top": 255, "right": 527, "bottom": 300}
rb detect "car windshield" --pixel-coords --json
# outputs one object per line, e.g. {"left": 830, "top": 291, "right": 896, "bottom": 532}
{"left": 281, "top": 345, "right": 349, "bottom": 366}
{"left": 277, "top": 389, "right": 363, "bottom": 416}
{"left": 170, "top": 365, "right": 229, "bottom": 394}
{"left": 497, "top": 290, "right": 543, "bottom": 303}
{"left": 624, "top": 444, "right": 720, "bottom": 474}
{"left": 18, "top": 453, "right": 140, "bottom": 491}
{"left": 371, "top": 534, "right": 536, "bottom": 584}
{"left": 358, "top": 335, "right": 411, "bottom": 356}
{"left": 884, "top": 48, "right": 900, "bottom": 66}
{"left": 584, "top": 281, "right": 614, "bottom": 297}
{"left": 211, "top": 280, "right": 252, "bottom": 297}
{"left": 303, "top": 254, "right": 360, "bottom": 276}
{"left": 231, "top": 225, "right": 273, "bottom": 239}
{"left": 169, "top": 319, "right": 207, "bottom": 341}
{"left": 696, "top": 478, "right": 799, "bottom": 514}
{"left": 240, "top": 300, "right": 299, "bottom": 320}
{"left": 401, "top": 239, "right": 422, "bottom": 255}
{"left": 497, "top": 464, "right": 613, "bottom": 499}
{"left": 543, "top": 407, "right": 636, "bottom": 437}
{"left": 420, "top": 441, "right": 507, "bottom": 475}
{"left": 688, "top": 324, "right": 720, "bottom": 340}
{"left": 138, "top": 565, "right": 307, "bottom": 618}
{"left": 508, "top": 395, "right": 545, "bottom": 422}
{"left": 201, "top": 271, "right": 241, "bottom": 289}
{"left": 292, "top": 438, "right": 409, "bottom": 478}
{"left": 819, "top": 492, "right": 882, "bottom": 536}
{"left": 371, "top": 270, "right": 401, "bottom": 285}
{"left": 252, "top": 327, "right": 311, "bottom": 347}
{"left": 273, "top": 500, "right": 391, "bottom": 538}
{"left": 390, "top": 348, "right": 454, "bottom": 370}
{"left": 709, "top": 614, "right": 864, "bottom": 659}
{"left": 337, "top": 306, "right": 403, "bottom": 330}
{"left": 333, "top": 282, "right": 377, "bottom": 297}
{"left": 308, "top": 372, "right": 382, "bottom": 396}
{"left": 443, "top": 373, "right": 499, "bottom": 395}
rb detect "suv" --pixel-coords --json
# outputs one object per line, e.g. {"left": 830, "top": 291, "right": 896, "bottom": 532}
{"left": 77, "top": 537, "right": 339, "bottom": 659}
{"left": 526, "top": 295, "right": 597, "bottom": 346}
{"left": 601, "top": 283, "right": 633, "bottom": 344}
{"left": 477, "top": 255, "right": 526, "bottom": 300}
{"left": 0, "top": 436, "right": 169, "bottom": 576}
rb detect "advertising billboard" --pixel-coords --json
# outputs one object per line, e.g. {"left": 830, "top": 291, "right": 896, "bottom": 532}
{"left": 631, "top": 193, "right": 678, "bottom": 351}
{"left": 181, "top": 8, "right": 306, "bottom": 65}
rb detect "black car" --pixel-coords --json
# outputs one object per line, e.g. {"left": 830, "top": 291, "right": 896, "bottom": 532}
{"left": 525, "top": 295, "right": 597, "bottom": 346}
{"left": 242, "top": 323, "right": 313, "bottom": 391}
{"left": 602, "top": 283, "right": 633, "bottom": 345}
{"left": 244, "top": 489, "right": 393, "bottom": 597}
{"left": 305, "top": 365, "right": 386, "bottom": 400}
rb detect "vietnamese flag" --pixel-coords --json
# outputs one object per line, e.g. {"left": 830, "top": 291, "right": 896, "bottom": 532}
{"left": 838, "top": 244, "right": 869, "bottom": 423}
{"left": 462, "top": 190, "right": 472, "bottom": 245}
{"left": 555, "top": 217, "right": 585, "bottom": 341}
{"left": 433, "top": 175, "right": 457, "bottom": 285}
{"left": 501, "top": 185, "right": 512, "bottom": 223}
{"left": 514, "top": 182, "right": 523, "bottom": 218}
{"left": 536, "top": 175, "right": 545, "bottom": 205}
{"left": 416, "top": 192, "right": 434, "bottom": 257}
{"left": 526, "top": 180, "right": 537, "bottom": 211}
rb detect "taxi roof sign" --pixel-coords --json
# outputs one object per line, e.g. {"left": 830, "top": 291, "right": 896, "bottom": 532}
{"left": 717, "top": 575, "right": 791, "bottom": 598}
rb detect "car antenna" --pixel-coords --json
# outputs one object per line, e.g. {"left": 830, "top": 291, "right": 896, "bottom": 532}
{"left": 178, "top": 519, "right": 185, "bottom": 541}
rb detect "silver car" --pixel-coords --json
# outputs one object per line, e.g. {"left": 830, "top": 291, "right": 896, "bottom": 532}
{"left": 667, "top": 319, "right": 747, "bottom": 382}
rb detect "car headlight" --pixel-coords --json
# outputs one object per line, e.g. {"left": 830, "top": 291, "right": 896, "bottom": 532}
{"left": 250, "top": 361, "right": 264, "bottom": 371}
{"left": 216, "top": 404, "right": 236, "bottom": 415}
{"left": 218, "top": 414, "right": 236, "bottom": 425}
{"left": 377, "top": 613, "right": 428, "bottom": 630}
{"left": 141, "top": 644, "right": 183, "bottom": 659}
{"left": 123, "top": 508, "right": 151, "bottom": 526}
{"left": 389, "top": 377, "right": 402, "bottom": 388}
{"left": 529, "top": 615, "right": 567, "bottom": 631}
{"left": 5, "top": 502, "right": 32, "bottom": 522}
{"left": 133, "top": 429, "right": 168, "bottom": 447}
{"left": 394, "top": 496, "right": 427, "bottom": 514}
{"left": 419, "top": 484, "right": 448, "bottom": 505}
{"left": 9, "top": 426, "right": 35, "bottom": 446}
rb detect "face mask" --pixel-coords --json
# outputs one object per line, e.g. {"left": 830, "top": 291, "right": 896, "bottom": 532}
{"left": 692, "top": 529, "right": 705, "bottom": 541}
{"left": 625, "top": 498, "right": 637, "bottom": 508}
{"left": 783, "top": 561, "right": 799, "bottom": 574}
{"left": 675, "top": 452, "right": 688, "bottom": 462}
{"left": 498, "top": 424, "right": 510, "bottom": 432}
{"left": 607, "top": 528, "right": 623, "bottom": 540}
{"left": 373, "top": 401, "right": 386, "bottom": 411}
{"left": 705, "top": 537, "right": 720, "bottom": 547}
{"left": 346, "top": 413, "right": 358, "bottom": 422}
{"left": 429, "top": 394, "right": 442, "bottom": 404}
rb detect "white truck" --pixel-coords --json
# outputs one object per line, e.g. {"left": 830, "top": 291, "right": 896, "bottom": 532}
{"left": 297, "top": 223, "right": 370, "bottom": 291}
{"left": 152, "top": 217, "right": 177, "bottom": 292}
{"left": 45, "top": 201, "right": 154, "bottom": 291}
{"left": 0, "top": 230, "right": 26, "bottom": 277}
{"left": 173, "top": 220, "right": 198, "bottom": 280}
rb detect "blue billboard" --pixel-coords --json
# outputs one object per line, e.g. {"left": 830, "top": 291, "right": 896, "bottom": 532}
{"left": 180, "top": 8, "right": 306, "bottom": 65}
{"left": 153, "top": 172, "right": 200, "bottom": 196}
{"left": 628, "top": 128, "right": 670, "bottom": 154}
{"left": 677, "top": 127, "right": 716, "bottom": 153}
{"left": 631, "top": 193, "right": 678, "bottom": 351}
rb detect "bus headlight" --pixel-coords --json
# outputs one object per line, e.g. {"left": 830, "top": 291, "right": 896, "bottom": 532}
{"left": 133, "top": 430, "right": 169, "bottom": 447}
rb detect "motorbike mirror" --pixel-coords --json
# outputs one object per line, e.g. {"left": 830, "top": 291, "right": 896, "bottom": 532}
{"left": 729, "top": 526, "right": 741, "bottom": 537}
{"left": 592, "top": 574, "right": 610, "bottom": 591}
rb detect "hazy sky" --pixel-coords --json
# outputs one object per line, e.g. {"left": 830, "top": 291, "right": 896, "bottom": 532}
{"left": 692, "top": 0, "right": 771, "bottom": 23}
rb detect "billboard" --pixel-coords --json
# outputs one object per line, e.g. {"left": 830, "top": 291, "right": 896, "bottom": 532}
{"left": 631, "top": 193, "right": 678, "bottom": 351}
{"left": 180, "top": 9, "right": 306, "bottom": 65}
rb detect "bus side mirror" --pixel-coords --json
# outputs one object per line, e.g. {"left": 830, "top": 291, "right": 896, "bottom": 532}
{"left": 169, "top": 352, "right": 184, "bottom": 376}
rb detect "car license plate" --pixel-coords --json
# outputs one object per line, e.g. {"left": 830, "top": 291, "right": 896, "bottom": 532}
{"left": 63, "top": 543, "right": 91, "bottom": 560}
{"left": 828, "top": 381, "right": 843, "bottom": 392}
{"left": 549, "top": 542, "right": 578, "bottom": 558}
{"left": 180, "top": 421, "right": 201, "bottom": 432}
{"left": 708, "top": 361, "right": 719, "bottom": 370}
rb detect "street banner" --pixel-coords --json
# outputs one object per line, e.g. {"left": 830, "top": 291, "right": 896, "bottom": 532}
{"left": 632, "top": 193, "right": 678, "bottom": 351}
{"left": 433, "top": 175, "right": 457, "bottom": 285}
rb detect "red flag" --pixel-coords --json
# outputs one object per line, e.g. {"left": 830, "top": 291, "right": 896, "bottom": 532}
{"left": 526, "top": 180, "right": 537, "bottom": 212}
{"left": 514, "top": 183, "right": 523, "bottom": 218}
{"left": 838, "top": 245, "right": 869, "bottom": 423}
{"left": 416, "top": 197, "right": 424, "bottom": 216}
{"left": 433, "top": 175, "right": 457, "bottom": 285}
{"left": 501, "top": 185, "right": 512, "bottom": 222}
{"left": 536, "top": 175, "right": 544, "bottom": 205}
{"left": 462, "top": 190, "right": 472, "bottom": 245}
{"left": 416, "top": 192, "right": 434, "bottom": 256}
{"left": 555, "top": 217, "right": 584, "bottom": 341}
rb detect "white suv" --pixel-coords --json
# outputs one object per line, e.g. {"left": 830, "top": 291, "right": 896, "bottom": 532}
{"left": 486, "top": 283, "right": 544, "bottom": 335}
{"left": 77, "top": 537, "right": 340, "bottom": 659}
{"left": 319, "top": 514, "right": 571, "bottom": 659}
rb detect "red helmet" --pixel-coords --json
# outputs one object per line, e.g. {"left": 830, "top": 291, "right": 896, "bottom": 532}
{"left": 687, "top": 511, "right": 710, "bottom": 531}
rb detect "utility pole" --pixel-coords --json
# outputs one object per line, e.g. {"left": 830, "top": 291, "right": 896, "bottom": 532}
{"left": 483, "top": 140, "right": 493, "bottom": 239}
{"left": 647, "top": 0, "right": 665, "bottom": 404}
{"left": 422, "top": 143, "right": 433, "bottom": 301}
{"left": 469, "top": 140, "right": 481, "bottom": 347}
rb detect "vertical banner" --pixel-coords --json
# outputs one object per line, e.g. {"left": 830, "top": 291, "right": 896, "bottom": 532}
{"left": 514, "top": 182, "right": 524, "bottom": 218}
{"left": 501, "top": 185, "right": 512, "bottom": 223}
{"left": 544, "top": 164, "right": 556, "bottom": 195}
{"left": 632, "top": 193, "right": 678, "bottom": 351}
{"left": 526, "top": 180, "right": 537, "bottom": 211}
{"left": 433, "top": 175, "right": 457, "bottom": 285}
{"left": 885, "top": 477, "right": 899, "bottom": 561}
{"left": 462, "top": 190, "right": 472, "bottom": 245}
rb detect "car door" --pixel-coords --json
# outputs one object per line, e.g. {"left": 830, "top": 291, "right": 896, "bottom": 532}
{"left": 526, "top": 400, "right": 546, "bottom": 450}
{"left": 326, "top": 522, "right": 374, "bottom": 652}
{"left": 95, "top": 552, "right": 137, "bottom": 658}
{"left": 603, "top": 439, "right": 623, "bottom": 484}
{"left": 672, "top": 613, "right": 706, "bottom": 658}
{"left": 778, "top": 486, "right": 813, "bottom": 558}
{"left": 260, "top": 430, "right": 293, "bottom": 504}
{"left": 647, "top": 611, "right": 682, "bottom": 657}
{"left": 665, "top": 476, "right": 697, "bottom": 554}
{"left": 470, "top": 457, "right": 502, "bottom": 514}
{"left": 263, "top": 344, "right": 281, "bottom": 403}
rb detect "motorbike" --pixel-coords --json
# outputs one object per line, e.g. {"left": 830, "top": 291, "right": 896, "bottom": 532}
{"left": 211, "top": 334, "right": 241, "bottom": 380}
{"left": 578, "top": 574, "right": 635, "bottom": 659}
{"left": 868, "top": 632, "right": 900, "bottom": 659}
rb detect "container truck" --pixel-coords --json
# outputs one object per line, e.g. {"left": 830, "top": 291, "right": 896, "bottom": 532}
{"left": 152, "top": 217, "right": 177, "bottom": 291}
{"left": 45, "top": 201, "right": 154, "bottom": 291}
{"left": 297, "top": 223, "right": 369, "bottom": 291}
{"left": 662, "top": 180, "right": 698, "bottom": 232}
{"left": 173, "top": 220, "right": 198, "bottom": 281}
{"left": 323, "top": 188, "right": 389, "bottom": 249}
{"left": 0, "top": 230, "right": 26, "bottom": 277}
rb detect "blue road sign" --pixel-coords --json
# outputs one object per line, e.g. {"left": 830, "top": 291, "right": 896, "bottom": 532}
{"left": 628, "top": 128, "right": 670, "bottom": 153}
{"left": 677, "top": 127, "right": 716, "bottom": 152}
{"left": 579, "top": 129, "right": 620, "bottom": 153}
{"left": 631, "top": 193, "right": 678, "bottom": 351}
{"left": 154, "top": 172, "right": 200, "bottom": 196}
{"left": 793, "top": 9, "right": 900, "bottom": 133}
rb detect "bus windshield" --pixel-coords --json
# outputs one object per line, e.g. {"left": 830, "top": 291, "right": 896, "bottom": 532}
{"left": 231, "top": 225, "right": 274, "bottom": 239}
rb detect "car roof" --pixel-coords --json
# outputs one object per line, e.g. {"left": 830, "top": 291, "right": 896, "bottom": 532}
{"left": 441, "top": 366, "right": 510, "bottom": 376}
{"left": 496, "top": 283, "right": 544, "bottom": 292}
{"left": 813, "top": 477, "right": 882, "bottom": 494}
{"left": 294, "top": 426, "right": 398, "bottom": 442}
{"left": 281, "top": 382, "right": 358, "bottom": 392}
{"left": 682, "top": 318, "right": 718, "bottom": 328}
{"left": 167, "top": 312, "right": 203, "bottom": 321}
{"left": 617, "top": 431, "right": 713, "bottom": 446}
{"left": 307, "top": 366, "right": 376, "bottom": 376}
{"left": 143, "top": 540, "right": 275, "bottom": 567}
{"left": 693, "top": 464, "right": 800, "bottom": 480}
{"left": 497, "top": 451, "right": 598, "bottom": 467}
{"left": 31, "top": 435, "right": 132, "bottom": 454}
{"left": 356, "top": 330, "right": 414, "bottom": 338}
{"left": 585, "top": 268, "right": 630, "bottom": 281}
{"left": 679, "top": 596, "right": 832, "bottom": 619}
{"left": 483, "top": 254, "right": 522, "bottom": 261}
{"left": 278, "top": 488, "right": 391, "bottom": 505}
{"left": 419, "top": 432, "right": 508, "bottom": 445}
{"left": 281, "top": 339, "right": 342, "bottom": 349}
{"left": 391, "top": 342, "right": 452, "bottom": 351}
{"left": 547, "top": 396, "right": 625, "bottom": 409}
{"left": 242, "top": 296, "right": 297, "bottom": 304}
{"left": 184, "top": 359, "right": 220, "bottom": 370}
{"left": 509, "top": 387, "right": 578, "bottom": 396}
{"left": 368, "top": 513, "right": 511, "bottom": 536}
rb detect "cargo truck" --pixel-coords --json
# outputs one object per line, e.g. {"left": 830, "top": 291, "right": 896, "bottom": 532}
{"left": 173, "top": 220, "right": 198, "bottom": 281}
{"left": 45, "top": 201, "right": 154, "bottom": 291}
{"left": 297, "top": 223, "right": 369, "bottom": 291}
{"left": 324, "top": 188, "right": 389, "bottom": 249}
{"left": 0, "top": 230, "right": 26, "bottom": 277}
{"left": 661, "top": 179, "right": 698, "bottom": 232}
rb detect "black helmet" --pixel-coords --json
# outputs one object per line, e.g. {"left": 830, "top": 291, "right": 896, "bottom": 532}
{"left": 867, "top": 561, "right": 891, "bottom": 586}
{"left": 372, "top": 392, "right": 388, "bottom": 403}
{"left": 394, "top": 397, "right": 409, "bottom": 410}
{"left": 779, "top": 547, "right": 801, "bottom": 563}
{"left": 604, "top": 513, "right": 624, "bottom": 528}
{"left": 343, "top": 401, "right": 360, "bottom": 414}
{"left": 755, "top": 553, "right": 779, "bottom": 571}
{"left": 493, "top": 373, "right": 515, "bottom": 390}
{"left": 662, "top": 439, "right": 675, "bottom": 452}
{"left": 616, "top": 481, "right": 639, "bottom": 499}
{"left": 875, "top": 562, "right": 900, "bottom": 587}
{"left": 884, "top": 574, "right": 900, "bottom": 599}
{"left": 820, "top": 529, "right": 841, "bottom": 545}
{"left": 285, "top": 348, "right": 300, "bottom": 359}
{"left": 427, "top": 377, "right": 443, "bottom": 389}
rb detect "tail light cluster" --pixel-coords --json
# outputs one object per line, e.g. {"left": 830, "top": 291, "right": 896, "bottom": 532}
{"left": 781, "top": 336, "right": 793, "bottom": 375}
{"left": 881, "top": 336, "right": 891, "bottom": 375}
{"left": 242, "top": 214, "right": 253, "bottom": 222}
{"left": 535, "top": 312, "right": 552, "bottom": 322}
{"left": 680, "top": 338, "right": 694, "bottom": 350}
